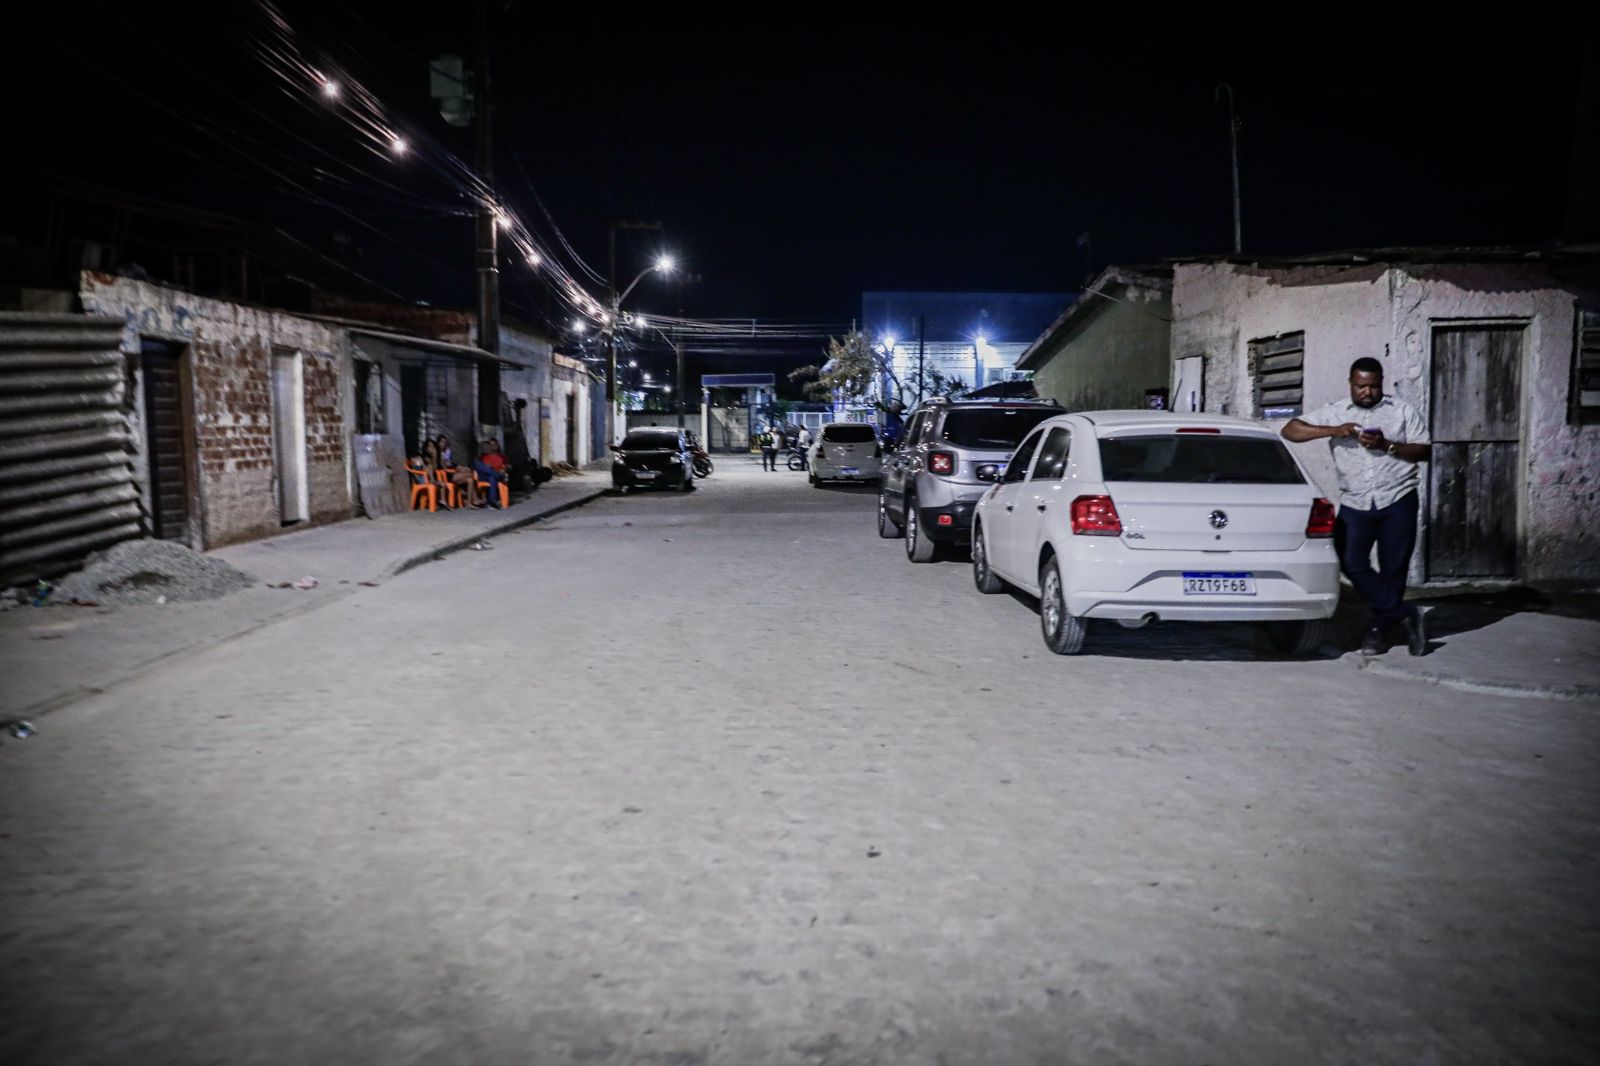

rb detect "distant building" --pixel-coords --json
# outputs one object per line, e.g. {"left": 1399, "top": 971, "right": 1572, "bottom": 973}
{"left": 861, "top": 291, "right": 1074, "bottom": 406}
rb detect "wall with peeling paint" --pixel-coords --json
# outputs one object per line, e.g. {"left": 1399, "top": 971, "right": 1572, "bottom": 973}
{"left": 1170, "top": 260, "right": 1600, "bottom": 584}
{"left": 1026, "top": 282, "right": 1172, "bottom": 411}
{"left": 80, "top": 272, "right": 353, "bottom": 549}
{"left": 548, "top": 354, "right": 592, "bottom": 466}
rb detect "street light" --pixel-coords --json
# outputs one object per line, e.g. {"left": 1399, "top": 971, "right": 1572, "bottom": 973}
{"left": 606, "top": 254, "right": 675, "bottom": 444}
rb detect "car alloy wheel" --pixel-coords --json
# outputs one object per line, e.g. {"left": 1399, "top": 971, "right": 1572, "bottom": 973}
{"left": 973, "top": 525, "right": 1003, "bottom": 593}
{"left": 905, "top": 500, "right": 935, "bottom": 562}
{"left": 877, "top": 492, "right": 901, "bottom": 538}
{"left": 1039, "top": 557, "right": 1087, "bottom": 655}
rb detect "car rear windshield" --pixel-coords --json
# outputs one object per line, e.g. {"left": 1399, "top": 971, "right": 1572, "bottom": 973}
{"left": 1098, "top": 434, "right": 1305, "bottom": 484}
{"left": 940, "top": 408, "right": 1060, "bottom": 449}
{"left": 821, "top": 424, "right": 876, "bottom": 443}
{"left": 620, "top": 430, "right": 678, "bottom": 450}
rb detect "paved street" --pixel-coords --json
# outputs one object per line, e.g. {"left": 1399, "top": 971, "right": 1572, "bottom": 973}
{"left": 3, "top": 461, "right": 1598, "bottom": 1065}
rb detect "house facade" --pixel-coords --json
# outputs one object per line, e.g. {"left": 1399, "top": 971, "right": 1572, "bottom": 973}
{"left": 1167, "top": 250, "right": 1600, "bottom": 584}
{"left": 80, "top": 271, "right": 354, "bottom": 550}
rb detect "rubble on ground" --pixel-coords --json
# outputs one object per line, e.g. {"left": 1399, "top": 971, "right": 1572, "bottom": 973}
{"left": 49, "top": 539, "right": 255, "bottom": 606}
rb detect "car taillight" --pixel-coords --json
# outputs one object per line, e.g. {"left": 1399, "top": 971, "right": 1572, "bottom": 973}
{"left": 929, "top": 451, "right": 955, "bottom": 475}
{"left": 1307, "top": 497, "right": 1336, "bottom": 538}
{"left": 874, "top": 444, "right": 882, "bottom": 458}
{"left": 1070, "top": 494, "right": 1122, "bottom": 536}
{"left": 814, "top": 446, "right": 824, "bottom": 458}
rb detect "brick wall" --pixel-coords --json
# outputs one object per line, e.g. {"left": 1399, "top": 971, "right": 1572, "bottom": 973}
{"left": 81, "top": 273, "right": 353, "bottom": 548}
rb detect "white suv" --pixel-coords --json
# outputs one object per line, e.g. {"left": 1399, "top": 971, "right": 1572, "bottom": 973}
{"left": 809, "top": 422, "right": 882, "bottom": 485}
{"left": 971, "top": 411, "right": 1340, "bottom": 656}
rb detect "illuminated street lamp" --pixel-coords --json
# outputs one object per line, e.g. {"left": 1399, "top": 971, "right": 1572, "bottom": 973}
{"left": 605, "top": 255, "right": 675, "bottom": 442}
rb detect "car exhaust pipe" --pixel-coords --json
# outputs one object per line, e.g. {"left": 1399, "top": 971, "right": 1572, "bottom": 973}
{"left": 1117, "top": 612, "right": 1158, "bottom": 629}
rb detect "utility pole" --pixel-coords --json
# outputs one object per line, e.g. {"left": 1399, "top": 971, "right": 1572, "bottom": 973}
{"left": 673, "top": 281, "right": 685, "bottom": 430}
{"left": 605, "top": 220, "right": 660, "bottom": 447}
{"left": 474, "top": 0, "right": 500, "bottom": 425}
{"left": 1216, "top": 83, "right": 1243, "bottom": 254}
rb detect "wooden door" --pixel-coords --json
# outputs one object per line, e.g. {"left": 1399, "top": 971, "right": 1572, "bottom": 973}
{"left": 141, "top": 340, "right": 192, "bottom": 543}
{"left": 1427, "top": 325, "right": 1523, "bottom": 578}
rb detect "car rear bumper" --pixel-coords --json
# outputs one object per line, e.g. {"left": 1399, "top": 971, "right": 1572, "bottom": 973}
{"left": 814, "top": 460, "right": 881, "bottom": 481}
{"left": 1061, "top": 541, "right": 1340, "bottom": 621}
{"left": 916, "top": 499, "right": 977, "bottom": 542}
{"left": 614, "top": 465, "right": 688, "bottom": 488}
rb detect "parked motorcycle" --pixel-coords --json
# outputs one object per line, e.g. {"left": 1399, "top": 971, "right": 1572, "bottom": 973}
{"left": 785, "top": 442, "right": 809, "bottom": 471}
{"left": 687, "top": 434, "right": 714, "bottom": 478}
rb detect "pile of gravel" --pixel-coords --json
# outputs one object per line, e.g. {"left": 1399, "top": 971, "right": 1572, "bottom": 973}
{"left": 51, "top": 539, "right": 256, "bottom": 606}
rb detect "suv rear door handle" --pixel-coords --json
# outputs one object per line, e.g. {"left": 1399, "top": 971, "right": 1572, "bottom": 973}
{"left": 1036, "top": 504, "right": 1047, "bottom": 512}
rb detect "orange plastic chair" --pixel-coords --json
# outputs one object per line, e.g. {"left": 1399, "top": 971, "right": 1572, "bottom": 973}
{"left": 404, "top": 462, "right": 438, "bottom": 512}
{"left": 434, "top": 467, "right": 463, "bottom": 509}
{"left": 474, "top": 475, "right": 510, "bottom": 508}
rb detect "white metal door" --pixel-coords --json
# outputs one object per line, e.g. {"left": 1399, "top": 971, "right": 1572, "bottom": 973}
{"left": 1174, "top": 356, "right": 1205, "bottom": 413}
{"left": 271, "top": 349, "right": 310, "bottom": 524}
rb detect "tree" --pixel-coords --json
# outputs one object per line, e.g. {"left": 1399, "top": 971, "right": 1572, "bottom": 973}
{"left": 789, "top": 329, "right": 968, "bottom": 412}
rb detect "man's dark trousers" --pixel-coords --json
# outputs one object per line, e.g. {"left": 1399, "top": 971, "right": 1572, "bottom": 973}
{"left": 1334, "top": 490, "right": 1418, "bottom": 629}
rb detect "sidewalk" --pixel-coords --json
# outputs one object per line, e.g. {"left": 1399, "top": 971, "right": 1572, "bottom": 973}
{"left": 1, "top": 470, "right": 609, "bottom": 719}
{"left": 1350, "top": 586, "right": 1600, "bottom": 702}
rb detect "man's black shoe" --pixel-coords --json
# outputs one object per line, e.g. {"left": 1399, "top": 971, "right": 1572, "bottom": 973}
{"left": 1360, "top": 629, "right": 1386, "bottom": 656}
{"left": 1401, "top": 612, "right": 1427, "bottom": 656}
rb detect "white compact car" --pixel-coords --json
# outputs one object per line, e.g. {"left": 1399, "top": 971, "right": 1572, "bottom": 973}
{"left": 810, "top": 422, "right": 882, "bottom": 485}
{"left": 971, "top": 411, "right": 1340, "bottom": 656}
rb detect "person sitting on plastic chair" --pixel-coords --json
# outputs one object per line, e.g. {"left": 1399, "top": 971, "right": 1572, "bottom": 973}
{"left": 472, "top": 438, "right": 508, "bottom": 509}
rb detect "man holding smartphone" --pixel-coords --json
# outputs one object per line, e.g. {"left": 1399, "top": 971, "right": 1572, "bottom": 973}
{"left": 1283, "top": 357, "right": 1431, "bottom": 656}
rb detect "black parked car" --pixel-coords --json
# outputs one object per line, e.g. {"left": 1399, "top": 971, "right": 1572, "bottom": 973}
{"left": 612, "top": 427, "right": 696, "bottom": 492}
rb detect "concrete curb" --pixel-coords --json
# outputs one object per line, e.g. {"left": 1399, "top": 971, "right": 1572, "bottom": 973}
{"left": 385, "top": 487, "right": 609, "bottom": 579}
{"left": 1353, "top": 655, "right": 1600, "bottom": 702}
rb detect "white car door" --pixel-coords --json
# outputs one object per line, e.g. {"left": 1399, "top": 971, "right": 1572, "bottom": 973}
{"left": 1010, "top": 427, "right": 1071, "bottom": 583}
{"left": 986, "top": 427, "right": 1046, "bottom": 582}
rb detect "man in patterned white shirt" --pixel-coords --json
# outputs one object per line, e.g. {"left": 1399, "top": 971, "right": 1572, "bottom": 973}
{"left": 1283, "top": 357, "right": 1432, "bottom": 656}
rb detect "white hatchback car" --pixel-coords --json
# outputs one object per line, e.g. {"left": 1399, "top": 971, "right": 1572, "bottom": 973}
{"left": 971, "top": 411, "right": 1340, "bottom": 656}
{"left": 809, "top": 422, "right": 882, "bottom": 485}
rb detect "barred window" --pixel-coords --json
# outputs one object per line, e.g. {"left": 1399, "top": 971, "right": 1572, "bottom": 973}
{"left": 1249, "top": 331, "right": 1305, "bottom": 418}
{"left": 1573, "top": 309, "right": 1600, "bottom": 424}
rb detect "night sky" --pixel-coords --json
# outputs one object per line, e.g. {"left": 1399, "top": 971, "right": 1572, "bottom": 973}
{"left": 13, "top": 4, "right": 1589, "bottom": 378}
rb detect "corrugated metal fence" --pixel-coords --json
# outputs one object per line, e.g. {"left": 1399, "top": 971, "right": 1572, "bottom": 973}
{"left": 0, "top": 312, "right": 144, "bottom": 588}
